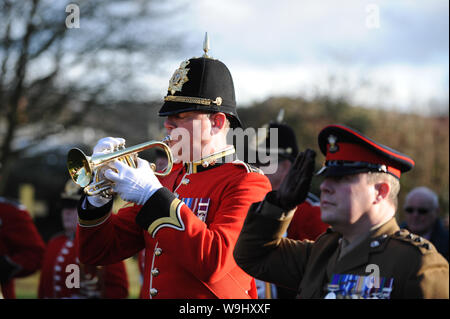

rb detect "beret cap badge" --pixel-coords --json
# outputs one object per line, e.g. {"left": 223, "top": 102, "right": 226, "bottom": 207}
{"left": 168, "top": 60, "right": 190, "bottom": 95}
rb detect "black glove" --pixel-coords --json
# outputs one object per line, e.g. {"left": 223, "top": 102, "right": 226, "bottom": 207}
{"left": 271, "top": 149, "right": 316, "bottom": 211}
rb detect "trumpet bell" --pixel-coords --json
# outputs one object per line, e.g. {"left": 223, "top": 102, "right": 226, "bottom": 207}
{"left": 67, "top": 148, "right": 93, "bottom": 188}
{"left": 66, "top": 137, "right": 173, "bottom": 198}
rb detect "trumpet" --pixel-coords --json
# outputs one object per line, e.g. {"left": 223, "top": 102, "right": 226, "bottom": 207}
{"left": 67, "top": 136, "right": 173, "bottom": 198}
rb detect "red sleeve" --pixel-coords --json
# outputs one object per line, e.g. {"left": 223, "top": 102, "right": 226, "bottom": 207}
{"left": 287, "top": 202, "right": 329, "bottom": 241}
{"left": 1, "top": 205, "right": 45, "bottom": 277}
{"left": 77, "top": 200, "right": 145, "bottom": 265}
{"left": 103, "top": 261, "right": 129, "bottom": 299}
{"left": 138, "top": 172, "right": 271, "bottom": 283}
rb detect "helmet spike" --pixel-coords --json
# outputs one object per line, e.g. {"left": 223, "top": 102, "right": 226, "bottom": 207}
{"left": 203, "top": 32, "right": 210, "bottom": 58}
{"left": 276, "top": 108, "right": 285, "bottom": 123}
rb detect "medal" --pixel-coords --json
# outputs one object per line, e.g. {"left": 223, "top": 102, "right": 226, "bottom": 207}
{"left": 326, "top": 273, "right": 394, "bottom": 299}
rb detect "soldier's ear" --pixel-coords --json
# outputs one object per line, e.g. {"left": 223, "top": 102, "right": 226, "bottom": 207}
{"left": 210, "top": 112, "right": 227, "bottom": 133}
{"left": 374, "top": 182, "right": 390, "bottom": 203}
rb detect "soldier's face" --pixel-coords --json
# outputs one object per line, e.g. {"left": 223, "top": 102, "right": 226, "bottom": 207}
{"left": 320, "top": 173, "right": 375, "bottom": 229}
{"left": 404, "top": 193, "right": 437, "bottom": 236}
{"left": 62, "top": 207, "right": 78, "bottom": 235}
{"left": 262, "top": 159, "right": 291, "bottom": 190}
{"left": 164, "top": 111, "right": 213, "bottom": 162}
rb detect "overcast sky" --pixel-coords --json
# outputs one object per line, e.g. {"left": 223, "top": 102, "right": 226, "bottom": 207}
{"left": 144, "top": 0, "right": 449, "bottom": 114}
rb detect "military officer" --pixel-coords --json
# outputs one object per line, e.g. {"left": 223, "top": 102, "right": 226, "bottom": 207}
{"left": 76, "top": 36, "right": 271, "bottom": 299}
{"left": 234, "top": 124, "right": 449, "bottom": 299}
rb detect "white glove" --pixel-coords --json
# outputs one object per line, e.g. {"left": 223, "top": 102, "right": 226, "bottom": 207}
{"left": 87, "top": 137, "right": 125, "bottom": 207}
{"left": 93, "top": 137, "right": 126, "bottom": 155}
{"left": 104, "top": 157, "right": 162, "bottom": 205}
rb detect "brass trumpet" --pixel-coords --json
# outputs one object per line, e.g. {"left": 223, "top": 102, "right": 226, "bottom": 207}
{"left": 67, "top": 136, "right": 173, "bottom": 198}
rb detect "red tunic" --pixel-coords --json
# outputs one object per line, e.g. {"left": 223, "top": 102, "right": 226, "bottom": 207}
{"left": 0, "top": 198, "right": 45, "bottom": 299}
{"left": 287, "top": 193, "right": 329, "bottom": 241}
{"left": 77, "top": 159, "right": 271, "bottom": 299}
{"left": 38, "top": 233, "right": 129, "bottom": 298}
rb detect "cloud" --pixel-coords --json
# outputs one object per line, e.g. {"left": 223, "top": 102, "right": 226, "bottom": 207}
{"left": 150, "top": 0, "right": 449, "bottom": 113}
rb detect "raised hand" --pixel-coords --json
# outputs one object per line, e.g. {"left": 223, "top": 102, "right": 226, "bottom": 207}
{"left": 275, "top": 149, "right": 316, "bottom": 211}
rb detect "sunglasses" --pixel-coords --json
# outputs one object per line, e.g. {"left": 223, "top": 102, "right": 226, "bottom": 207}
{"left": 404, "top": 207, "right": 430, "bottom": 215}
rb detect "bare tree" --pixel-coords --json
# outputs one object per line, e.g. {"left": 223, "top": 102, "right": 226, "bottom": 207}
{"left": 0, "top": 0, "right": 185, "bottom": 194}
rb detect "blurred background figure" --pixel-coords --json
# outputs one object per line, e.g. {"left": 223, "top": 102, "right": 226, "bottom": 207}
{"left": 401, "top": 186, "right": 449, "bottom": 261}
{"left": 250, "top": 116, "right": 329, "bottom": 298}
{"left": 38, "top": 181, "right": 129, "bottom": 298}
{"left": 0, "top": 197, "right": 45, "bottom": 299}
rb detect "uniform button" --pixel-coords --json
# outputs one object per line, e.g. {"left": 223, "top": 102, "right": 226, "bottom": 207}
{"left": 150, "top": 288, "right": 158, "bottom": 297}
{"left": 370, "top": 240, "right": 380, "bottom": 248}
{"left": 154, "top": 248, "right": 162, "bottom": 256}
{"left": 151, "top": 268, "right": 160, "bottom": 277}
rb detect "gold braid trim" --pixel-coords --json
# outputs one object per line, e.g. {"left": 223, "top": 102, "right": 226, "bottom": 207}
{"left": 164, "top": 95, "right": 222, "bottom": 106}
{"left": 78, "top": 213, "right": 111, "bottom": 227}
{"left": 147, "top": 198, "right": 184, "bottom": 238}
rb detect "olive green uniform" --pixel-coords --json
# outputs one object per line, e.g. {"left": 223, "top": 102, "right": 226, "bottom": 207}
{"left": 234, "top": 199, "right": 449, "bottom": 299}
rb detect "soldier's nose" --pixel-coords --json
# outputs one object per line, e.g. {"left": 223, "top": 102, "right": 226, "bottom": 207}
{"left": 320, "top": 179, "right": 333, "bottom": 194}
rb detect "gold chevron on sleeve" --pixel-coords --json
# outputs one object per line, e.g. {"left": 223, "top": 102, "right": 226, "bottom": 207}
{"left": 78, "top": 213, "right": 111, "bottom": 227}
{"left": 148, "top": 198, "right": 185, "bottom": 238}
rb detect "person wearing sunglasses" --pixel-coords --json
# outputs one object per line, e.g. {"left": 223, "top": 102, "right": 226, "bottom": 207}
{"left": 402, "top": 186, "right": 449, "bottom": 261}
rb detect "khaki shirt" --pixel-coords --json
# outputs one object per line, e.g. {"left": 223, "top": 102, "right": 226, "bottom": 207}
{"left": 234, "top": 199, "right": 449, "bottom": 299}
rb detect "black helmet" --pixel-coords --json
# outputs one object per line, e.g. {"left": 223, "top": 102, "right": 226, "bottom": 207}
{"left": 159, "top": 35, "right": 242, "bottom": 128}
{"left": 251, "top": 122, "right": 299, "bottom": 166}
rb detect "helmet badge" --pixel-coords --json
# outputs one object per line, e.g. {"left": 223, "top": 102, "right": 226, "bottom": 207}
{"left": 168, "top": 60, "right": 190, "bottom": 95}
